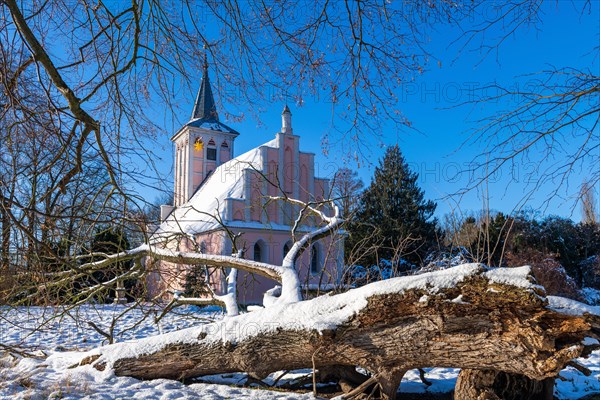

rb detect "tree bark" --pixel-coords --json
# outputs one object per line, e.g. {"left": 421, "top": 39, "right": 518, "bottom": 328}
{"left": 0, "top": 197, "right": 9, "bottom": 270}
{"left": 455, "top": 369, "right": 554, "bottom": 400}
{"left": 80, "top": 265, "right": 600, "bottom": 400}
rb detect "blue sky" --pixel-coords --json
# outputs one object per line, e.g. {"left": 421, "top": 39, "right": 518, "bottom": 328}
{"left": 147, "top": 1, "right": 599, "bottom": 221}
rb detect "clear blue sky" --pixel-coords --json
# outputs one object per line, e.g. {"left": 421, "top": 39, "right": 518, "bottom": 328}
{"left": 147, "top": 1, "right": 599, "bottom": 222}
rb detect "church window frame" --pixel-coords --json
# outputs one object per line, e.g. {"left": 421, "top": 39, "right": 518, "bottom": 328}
{"left": 253, "top": 240, "right": 267, "bottom": 263}
{"left": 310, "top": 243, "right": 321, "bottom": 275}
{"left": 283, "top": 241, "right": 292, "bottom": 259}
{"left": 206, "top": 147, "right": 217, "bottom": 160}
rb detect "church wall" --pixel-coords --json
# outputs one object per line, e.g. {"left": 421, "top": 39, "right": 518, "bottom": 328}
{"left": 220, "top": 143, "right": 230, "bottom": 163}
{"left": 145, "top": 231, "right": 227, "bottom": 299}
{"left": 173, "top": 126, "right": 239, "bottom": 206}
{"left": 298, "top": 153, "right": 312, "bottom": 202}
{"left": 231, "top": 199, "right": 246, "bottom": 221}
{"left": 148, "top": 226, "right": 344, "bottom": 304}
{"left": 205, "top": 160, "right": 217, "bottom": 176}
{"left": 233, "top": 228, "right": 344, "bottom": 304}
{"left": 192, "top": 139, "right": 204, "bottom": 189}
{"left": 157, "top": 100, "right": 344, "bottom": 305}
{"left": 145, "top": 234, "right": 194, "bottom": 300}
{"left": 249, "top": 171, "right": 263, "bottom": 222}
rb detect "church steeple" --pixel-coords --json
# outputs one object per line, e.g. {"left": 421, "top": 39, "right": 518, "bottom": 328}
{"left": 172, "top": 53, "right": 239, "bottom": 207}
{"left": 191, "top": 56, "right": 219, "bottom": 122}
{"left": 281, "top": 104, "right": 293, "bottom": 134}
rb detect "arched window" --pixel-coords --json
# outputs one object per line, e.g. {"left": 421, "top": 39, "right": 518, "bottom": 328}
{"left": 283, "top": 241, "right": 292, "bottom": 259}
{"left": 206, "top": 138, "right": 217, "bottom": 160}
{"left": 310, "top": 244, "right": 320, "bottom": 274}
{"left": 253, "top": 242, "right": 262, "bottom": 262}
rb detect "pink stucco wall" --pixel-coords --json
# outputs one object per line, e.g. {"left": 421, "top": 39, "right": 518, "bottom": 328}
{"left": 146, "top": 230, "right": 227, "bottom": 300}
{"left": 230, "top": 228, "right": 342, "bottom": 304}
{"left": 149, "top": 129, "right": 343, "bottom": 305}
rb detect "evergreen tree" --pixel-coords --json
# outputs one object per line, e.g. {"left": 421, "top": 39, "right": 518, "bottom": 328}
{"left": 183, "top": 265, "right": 211, "bottom": 298}
{"left": 78, "top": 228, "right": 135, "bottom": 303}
{"left": 347, "top": 145, "right": 438, "bottom": 268}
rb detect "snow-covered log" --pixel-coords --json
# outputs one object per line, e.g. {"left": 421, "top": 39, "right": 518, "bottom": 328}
{"left": 79, "top": 264, "right": 600, "bottom": 400}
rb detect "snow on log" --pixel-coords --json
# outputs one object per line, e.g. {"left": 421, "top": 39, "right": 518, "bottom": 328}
{"left": 79, "top": 263, "right": 600, "bottom": 399}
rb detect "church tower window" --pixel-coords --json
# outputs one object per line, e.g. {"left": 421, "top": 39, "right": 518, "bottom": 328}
{"left": 207, "top": 147, "right": 217, "bottom": 160}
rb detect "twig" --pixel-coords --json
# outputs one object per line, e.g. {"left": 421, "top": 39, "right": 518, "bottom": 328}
{"left": 418, "top": 368, "right": 432, "bottom": 386}
{"left": 270, "top": 370, "right": 290, "bottom": 387}
{"left": 339, "top": 374, "right": 379, "bottom": 399}
{"left": 87, "top": 321, "right": 113, "bottom": 344}
{"left": 567, "top": 361, "right": 592, "bottom": 376}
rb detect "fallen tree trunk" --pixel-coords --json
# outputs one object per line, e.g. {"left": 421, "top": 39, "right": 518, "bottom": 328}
{"left": 79, "top": 264, "right": 600, "bottom": 399}
{"left": 455, "top": 369, "right": 555, "bottom": 400}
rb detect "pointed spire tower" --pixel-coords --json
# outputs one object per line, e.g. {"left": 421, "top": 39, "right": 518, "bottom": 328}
{"left": 171, "top": 53, "right": 239, "bottom": 207}
{"left": 191, "top": 55, "right": 219, "bottom": 122}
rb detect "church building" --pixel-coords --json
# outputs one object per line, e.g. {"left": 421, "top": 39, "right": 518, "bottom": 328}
{"left": 146, "top": 61, "right": 344, "bottom": 304}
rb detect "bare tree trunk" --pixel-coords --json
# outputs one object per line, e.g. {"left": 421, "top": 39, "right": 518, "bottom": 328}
{"left": 81, "top": 266, "right": 600, "bottom": 400}
{"left": 378, "top": 369, "right": 406, "bottom": 399}
{"left": 0, "top": 197, "right": 9, "bottom": 270}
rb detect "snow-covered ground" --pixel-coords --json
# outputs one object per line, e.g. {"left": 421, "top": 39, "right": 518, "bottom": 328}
{"left": 0, "top": 304, "right": 598, "bottom": 399}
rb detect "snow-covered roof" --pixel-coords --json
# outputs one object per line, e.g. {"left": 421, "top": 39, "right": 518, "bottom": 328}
{"left": 184, "top": 118, "right": 239, "bottom": 135}
{"left": 153, "top": 138, "right": 278, "bottom": 240}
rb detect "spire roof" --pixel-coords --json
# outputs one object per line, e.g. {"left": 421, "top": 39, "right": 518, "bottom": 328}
{"left": 173, "top": 54, "right": 239, "bottom": 138}
{"left": 191, "top": 58, "right": 219, "bottom": 122}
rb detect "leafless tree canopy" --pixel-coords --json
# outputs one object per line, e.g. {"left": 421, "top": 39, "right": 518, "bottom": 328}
{"left": 0, "top": 0, "right": 593, "bottom": 304}
{"left": 463, "top": 66, "right": 599, "bottom": 202}
{"left": 0, "top": 2, "right": 598, "bottom": 398}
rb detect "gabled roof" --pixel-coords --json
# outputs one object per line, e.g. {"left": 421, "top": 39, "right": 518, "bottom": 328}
{"left": 153, "top": 138, "right": 278, "bottom": 240}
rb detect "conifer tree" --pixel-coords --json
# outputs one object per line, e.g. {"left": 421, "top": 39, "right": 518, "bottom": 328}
{"left": 347, "top": 145, "right": 438, "bottom": 268}
{"left": 79, "top": 228, "right": 134, "bottom": 303}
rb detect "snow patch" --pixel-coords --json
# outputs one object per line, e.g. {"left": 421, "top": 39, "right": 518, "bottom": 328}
{"left": 548, "top": 296, "right": 600, "bottom": 316}
{"left": 451, "top": 295, "right": 469, "bottom": 304}
{"left": 583, "top": 337, "right": 599, "bottom": 346}
{"left": 484, "top": 266, "right": 535, "bottom": 288}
